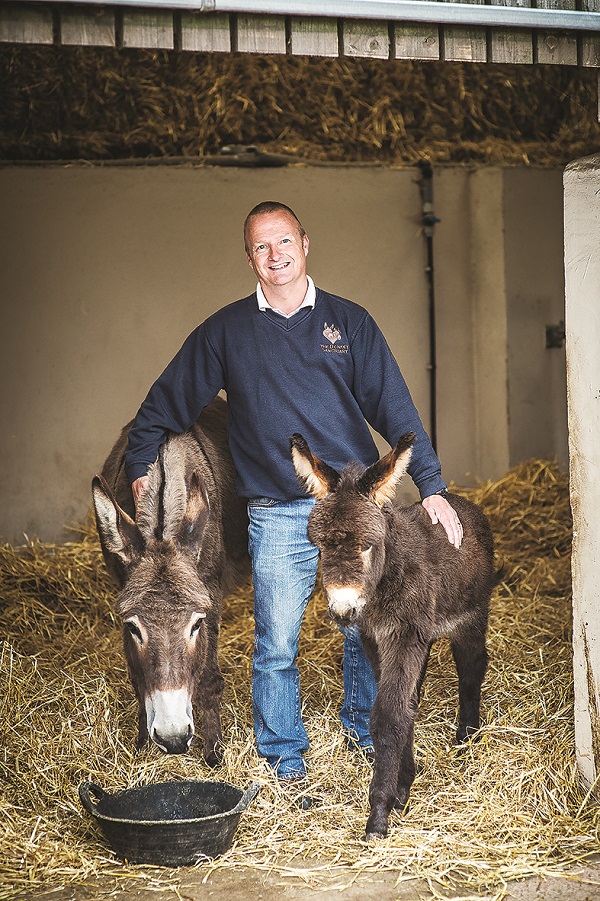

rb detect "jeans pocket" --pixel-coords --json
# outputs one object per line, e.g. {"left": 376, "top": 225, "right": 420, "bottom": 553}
{"left": 248, "top": 497, "right": 278, "bottom": 509}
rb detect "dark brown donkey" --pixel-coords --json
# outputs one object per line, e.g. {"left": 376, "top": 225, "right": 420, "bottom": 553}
{"left": 93, "top": 397, "right": 249, "bottom": 762}
{"left": 291, "top": 431, "right": 495, "bottom": 839}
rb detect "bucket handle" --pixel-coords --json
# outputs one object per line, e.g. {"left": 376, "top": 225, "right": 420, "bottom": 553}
{"left": 78, "top": 781, "right": 108, "bottom": 816}
{"left": 79, "top": 779, "right": 260, "bottom": 817}
{"left": 233, "top": 781, "right": 261, "bottom": 814}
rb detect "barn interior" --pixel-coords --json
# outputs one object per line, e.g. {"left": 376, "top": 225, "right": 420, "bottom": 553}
{"left": 1, "top": 27, "right": 600, "bottom": 901}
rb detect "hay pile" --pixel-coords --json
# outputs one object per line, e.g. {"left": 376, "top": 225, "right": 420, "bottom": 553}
{"left": 1, "top": 45, "right": 599, "bottom": 165}
{"left": 1, "top": 459, "right": 597, "bottom": 901}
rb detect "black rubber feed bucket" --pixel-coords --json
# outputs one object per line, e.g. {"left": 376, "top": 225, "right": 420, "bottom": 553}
{"left": 79, "top": 779, "right": 260, "bottom": 866}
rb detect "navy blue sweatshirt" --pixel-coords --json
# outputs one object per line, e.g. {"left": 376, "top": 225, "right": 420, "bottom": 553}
{"left": 124, "top": 288, "right": 445, "bottom": 501}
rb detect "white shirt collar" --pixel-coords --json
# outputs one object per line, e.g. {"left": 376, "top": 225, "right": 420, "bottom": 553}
{"left": 256, "top": 276, "right": 316, "bottom": 318}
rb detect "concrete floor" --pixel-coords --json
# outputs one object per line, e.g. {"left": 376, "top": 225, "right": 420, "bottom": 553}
{"left": 19, "top": 859, "right": 600, "bottom": 901}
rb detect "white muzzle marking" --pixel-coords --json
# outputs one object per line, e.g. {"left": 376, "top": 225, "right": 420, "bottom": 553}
{"left": 146, "top": 688, "right": 194, "bottom": 753}
{"left": 327, "top": 586, "right": 366, "bottom": 621}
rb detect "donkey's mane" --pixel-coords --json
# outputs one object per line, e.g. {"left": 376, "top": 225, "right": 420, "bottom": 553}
{"left": 135, "top": 434, "right": 199, "bottom": 542}
{"left": 338, "top": 461, "right": 368, "bottom": 489}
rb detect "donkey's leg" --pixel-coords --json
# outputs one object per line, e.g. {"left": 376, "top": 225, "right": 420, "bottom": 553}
{"left": 367, "top": 692, "right": 412, "bottom": 838}
{"left": 197, "top": 619, "right": 225, "bottom": 766}
{"left": 451, "top": 622, "right": 488, "bottom": 743}
{"left": 392, "top": 715, "right": 416, "bottom": 810}
{"left": 198, "top": 667, "right": 225, "bottom": 766}
{"left": 366, "top": 643, "right": 428, "bottom": 839}
{"left": 136, "top": 699, "right": 149, "bottom": 750}
{"left": 360, "top": 632, "right": 381, "bottom": 683}
{"left": 392, "top": 641, "right": 431, "bottom": 804}
{"left": 416, "top": 641, "right": 433, "bottom": 701}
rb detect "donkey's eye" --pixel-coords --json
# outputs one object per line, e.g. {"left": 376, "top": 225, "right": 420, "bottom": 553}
{"left": 361, "top": 544, "right": 373, "bottom": 555}
{"left": 190, "top": 615, "right": 206, "bottom": 637}
{"left": 125, "top": 620, "right": 143, "bottom": 643}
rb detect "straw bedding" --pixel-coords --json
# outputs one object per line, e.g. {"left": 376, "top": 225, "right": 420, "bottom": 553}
{"left": 1, "top": 46, "right": 599, "bottom": 166}
{"left": 1, "top": 459, "right": 597, "bottom": 901}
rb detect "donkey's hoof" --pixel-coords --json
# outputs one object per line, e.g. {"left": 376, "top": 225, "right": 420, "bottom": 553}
{"left": 205, "top": 753, "right": 223, "bottom": 768}
{"left": 392, "top": 786, "right": 411, "bottom": 811}
{"left": 204, "top": 744, "right": 224, "bottom": 768}
{"left": 365, "top": 811, "right": 389, "bottom": 840}
{"left": 456, "top": 724, "right": 481, "bottom": 747}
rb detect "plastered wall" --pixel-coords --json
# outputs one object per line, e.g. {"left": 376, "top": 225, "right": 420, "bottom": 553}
{"left": 564, "top": 154, "right": 600, "bottom": 788}
{"left": 0, "top": 163, "right": 566, "bottom": 543}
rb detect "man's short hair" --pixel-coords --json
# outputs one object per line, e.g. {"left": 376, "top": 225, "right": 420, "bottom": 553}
{"left": 244, "top": 201, "right": 306, "bottom": 253}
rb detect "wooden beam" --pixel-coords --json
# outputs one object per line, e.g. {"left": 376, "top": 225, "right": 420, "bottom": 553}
{"left": 0, "top": 2, "right": 53, "bottom": 44}
{"left": 489, "top": 0, "right": 533, "bottom": 64}
{"left": 581, "top": 0, "right": 600, "bottom": 68}
{"left": 61, "top": 6, "right": 116, "bottom": 46}
{"left": 181, "top": 11, "right": 230, "bottom": 52}
{"left": 236, "top": 14, "right": 286, "bottom": 53}
{"left": 122, "top": 9, "right": 174, "bottom": 49}
{"left": 394, "top": 23, "right": 440, "bottom": 60}
{"left": 440, "top": 0, "right": 487, "bottom": 62}
{"left": 536, "top": 0, "right": 578, "bottom": 64}
{"left": 341, "top": 18, "right": 390, "bottom": 59}
{"left": 290, "top": 15, "right": 338, "bottom": 56}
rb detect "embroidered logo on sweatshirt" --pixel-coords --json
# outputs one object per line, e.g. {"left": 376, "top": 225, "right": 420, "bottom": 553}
{"left": 321, "top": 322, "right": 348, "bottom": 354}
{"left": 323, "top": 323, "right": 341, "bottom": 344}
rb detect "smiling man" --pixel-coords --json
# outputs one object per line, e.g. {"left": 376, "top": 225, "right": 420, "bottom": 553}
{"left": 124, "top": 201, "right": 461, "bottom": 795}
{"left": 245, "top": 205, "right": 310, "bottom": 310}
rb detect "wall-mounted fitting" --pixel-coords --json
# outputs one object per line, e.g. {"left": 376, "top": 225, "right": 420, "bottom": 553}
{"left": 546, "top": 320, "right": 566, "bottom": 349}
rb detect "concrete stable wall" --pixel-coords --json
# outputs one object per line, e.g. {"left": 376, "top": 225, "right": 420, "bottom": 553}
{"left": 0, "top": 163, "right": 566, "bottom": 543}
{"left": 505, "top": 169, "right": 569, "bottom": 468}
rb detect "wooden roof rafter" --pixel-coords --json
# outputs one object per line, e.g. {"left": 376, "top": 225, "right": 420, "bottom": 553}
{"left": 1, "top": 0, "right": 599, "bottom": 67}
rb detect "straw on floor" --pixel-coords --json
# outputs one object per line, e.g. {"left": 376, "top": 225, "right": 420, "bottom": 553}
{"left": 1, "top": 459, "right": 597, "bottom": 901}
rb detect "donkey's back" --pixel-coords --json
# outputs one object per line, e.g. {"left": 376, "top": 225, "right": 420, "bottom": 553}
{"left": 379, "top": 492, "right": 495, "bottom": 639}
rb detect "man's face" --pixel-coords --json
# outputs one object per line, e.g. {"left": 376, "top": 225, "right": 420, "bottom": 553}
{"left": 245, "top": 211, "right": 309, "bottom": 292}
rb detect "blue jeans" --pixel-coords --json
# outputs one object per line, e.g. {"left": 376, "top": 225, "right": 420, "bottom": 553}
{"left": 247, "top": 497, "right": 377, "bottom": 779}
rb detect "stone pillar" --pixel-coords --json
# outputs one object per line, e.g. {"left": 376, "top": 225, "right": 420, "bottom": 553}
{"left": 564, "top": 154, "right": 600, "bottom": 788}
{"left": 469, "top": 169, "right": 511, "bottom": 480}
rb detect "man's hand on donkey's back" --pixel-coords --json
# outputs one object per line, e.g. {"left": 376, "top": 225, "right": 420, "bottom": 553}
{"left": 131, "top": 476, "right": 150, "bottom": 512}
{"left": 422, "top": 494, "right": 463, "bottom": 548}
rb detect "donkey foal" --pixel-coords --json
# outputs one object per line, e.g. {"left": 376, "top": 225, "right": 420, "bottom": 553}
{"left": 291, "top": 432, "right": 495, "bottom": 840}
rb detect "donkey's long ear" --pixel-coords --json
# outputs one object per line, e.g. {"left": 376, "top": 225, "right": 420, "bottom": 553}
{"left": 92, "top": 475, "right": 145, "bottom": 567}
{"left": 290, "top": 434, "right": 340, "bottom": 499}
{"left": 357, "top": 432, "right": 415, "bottom": 507}
{"left": 176, "top": 470, "right": 210, "bottom": 549}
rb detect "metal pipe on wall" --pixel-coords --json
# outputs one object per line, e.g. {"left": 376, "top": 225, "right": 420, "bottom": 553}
{"left": 40, "top": 0, "right": 600, "bottom": 32}
{"left": 417, "top": 160, "right": 440, "bottom": 454}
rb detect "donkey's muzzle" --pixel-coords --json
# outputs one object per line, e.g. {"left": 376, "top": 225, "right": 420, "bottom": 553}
{"left": 326, "top": 585, "right": 366, "bottom": 628}
{"left": 146, "top": 688, "right": 195, "bottom": 755}
{"left": 153, "top": 724, "right": 193, "bottom": 755}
